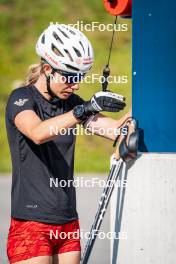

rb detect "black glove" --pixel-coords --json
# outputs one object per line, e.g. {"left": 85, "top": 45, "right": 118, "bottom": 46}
{"left": 84, "top": 91, "right": 126, "bottom": 115}
{"left": 73, "top": 91, "right": 126, "bottom": 122}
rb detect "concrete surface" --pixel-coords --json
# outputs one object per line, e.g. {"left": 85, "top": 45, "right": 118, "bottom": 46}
{"left": 111, "top": 153, "right": 176, "bottom": 264}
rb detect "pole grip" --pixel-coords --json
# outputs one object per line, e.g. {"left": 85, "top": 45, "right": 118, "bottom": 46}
{"left": 114, "top": 118, "right": 138, "bottom": 161}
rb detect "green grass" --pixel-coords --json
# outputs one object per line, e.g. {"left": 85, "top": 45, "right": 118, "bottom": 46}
{"left": 0, "top": 0, "right": 131, "bottom": 172}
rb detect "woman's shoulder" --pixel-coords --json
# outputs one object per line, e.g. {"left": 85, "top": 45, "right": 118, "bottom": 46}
{"left": 7, "top": 85, "right": 35, "bottom": 106}
{"left": 6, "top": 85, "right": 36, "bottom": 120}
{"left": 9, "top": 85, "right": 33, "bottom": 98}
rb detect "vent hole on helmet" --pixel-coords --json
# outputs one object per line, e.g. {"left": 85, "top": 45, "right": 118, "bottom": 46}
{"left": 88, "top": 46, "right": 90, "bottom": 56}
{"left": 64, "top": 49, "right": 73, "bottom": 62}
{"left": 79, "top": 41, "right": 85, "bottom": 53}
{"left": 73, "top": 47, "right": 81, "bottom": 57}
{"left": 41, "top": 34, "right": 45, "bottom": 44}
{"left": 53, "top": 32, "right": 64, "bottom": 44}
{"left": 64, "top": 64, "right": 79, "bottom": 71}
{"left": 58, "top": 28, "right": 69, "bottom": 38}
{"left": 69, "top": 29, "right": 76, "bottom": 35}
{"left": 52, "top": 44, "right": 64, "bottom": 57}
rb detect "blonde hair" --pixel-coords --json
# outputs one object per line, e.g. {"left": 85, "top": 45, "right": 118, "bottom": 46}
{"left": 24, "top": 61, "right": 44, "bottom": 86}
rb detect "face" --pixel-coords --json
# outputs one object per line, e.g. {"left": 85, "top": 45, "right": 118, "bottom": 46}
{"left": 51, "top": 72, "right": 80, "bottom": 99}
{"left": 44, "top": 64, "right": 80, "bottom": 100}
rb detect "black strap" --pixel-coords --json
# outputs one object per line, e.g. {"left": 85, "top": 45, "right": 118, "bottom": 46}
{"left": 46, "top": 73, "right": 56, "bottom": 99}
{"left": 102, "top": 16, "right": 117, "bottom": 92}
{"left": 43, "top": 68, "right": 58, "bottom": 99}
{"left": 41, "top": 58, "right": 58, "bottom": 99}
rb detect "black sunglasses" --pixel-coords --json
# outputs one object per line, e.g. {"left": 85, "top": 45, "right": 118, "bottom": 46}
{"left": 55, "top": 69, "right": 86, "bottom": 84}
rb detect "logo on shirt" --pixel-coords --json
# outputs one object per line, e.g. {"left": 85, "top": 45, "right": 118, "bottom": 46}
{"left": 26, "top": 204, "right": 38, "bottom": 209}
{"left": 14, "top": 98, "right": 29, "bottom": 106}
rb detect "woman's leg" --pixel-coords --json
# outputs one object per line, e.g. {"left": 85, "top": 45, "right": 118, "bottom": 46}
{"left": 53, "top": 251, "right": 81, "bottom": 264}
{"left": 13, "top": 256, "right": 53, "bottom": 264}
{"left": 52, "top": 219, "right": 81, "bottom": 264}
{"left": 7, "top": 219, "right": 54, "bottom": 264}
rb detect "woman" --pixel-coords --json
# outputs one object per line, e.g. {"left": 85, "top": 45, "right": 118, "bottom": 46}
{"left": 6, "top": 24, "right": 129, "bottom": 264}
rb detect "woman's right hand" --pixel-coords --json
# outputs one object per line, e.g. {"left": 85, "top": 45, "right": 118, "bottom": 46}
{"left": 83, "top": 91, "right": 126, "bottom": 115}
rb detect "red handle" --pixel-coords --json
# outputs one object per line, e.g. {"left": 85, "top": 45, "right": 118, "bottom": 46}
{"left": 103, "top": 0, "right": 132, "bottom": 16}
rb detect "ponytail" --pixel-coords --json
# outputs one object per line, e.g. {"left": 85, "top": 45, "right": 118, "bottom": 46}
{"left": 24, "top": 61, "right": 44, "bottom": 86}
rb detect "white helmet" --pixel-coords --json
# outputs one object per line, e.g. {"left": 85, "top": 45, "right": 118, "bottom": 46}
{"left": 36, "top": 24, "right": 94, "bottom": 74}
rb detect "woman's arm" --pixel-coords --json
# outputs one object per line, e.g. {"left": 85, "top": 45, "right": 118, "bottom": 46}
{"left": 13, "top": 90, "right": 127, "bottom": 145}
{"left": 85, "top": 111, "right": 131, "bottom": 141}
{"left": 15, "top": 110, "right": 79, "bottom": 145}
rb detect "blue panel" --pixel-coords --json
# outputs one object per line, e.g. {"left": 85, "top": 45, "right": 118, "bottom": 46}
{"left": 132, "top": 0, "right": 176, "bottom": 152}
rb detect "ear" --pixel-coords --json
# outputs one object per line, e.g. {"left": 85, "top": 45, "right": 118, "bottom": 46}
{"left": 43, "top": 63, "right": 52, "bottom": 75}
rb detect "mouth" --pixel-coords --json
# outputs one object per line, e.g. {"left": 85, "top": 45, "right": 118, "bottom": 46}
{"left": 63, "top": 87, "right": 74, "bottom": 93}
{"left": 61, "top": 91, "right": 73, "bottom": 97}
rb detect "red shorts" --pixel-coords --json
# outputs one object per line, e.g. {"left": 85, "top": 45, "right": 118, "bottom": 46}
{"left": 7, "top": 218, "right": 81, "bottom": 263}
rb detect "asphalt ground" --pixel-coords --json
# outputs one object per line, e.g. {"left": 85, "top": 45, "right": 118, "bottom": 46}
{"left": 0, "top": 174, "right": 110, "bottom": 264}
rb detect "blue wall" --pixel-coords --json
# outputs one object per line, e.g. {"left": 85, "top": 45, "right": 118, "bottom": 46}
{"left": 132, "top": 0, "right": 176, "bottom": 152}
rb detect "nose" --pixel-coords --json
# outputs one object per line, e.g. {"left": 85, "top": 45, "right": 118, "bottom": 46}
{"left": 71, "top": 83, "right": 79, "bottom": 90}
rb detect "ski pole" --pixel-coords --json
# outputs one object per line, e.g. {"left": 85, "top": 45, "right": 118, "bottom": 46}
{"left": 80, "top": 118, "right": 139, "bottom": 264}
{"left": 80, "top": 158, "right": 123, "bottom": 264}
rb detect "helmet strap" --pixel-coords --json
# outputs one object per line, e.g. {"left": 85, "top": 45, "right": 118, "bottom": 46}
{"left": 43, "top": 67, "right": 57, "bottom": 99}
